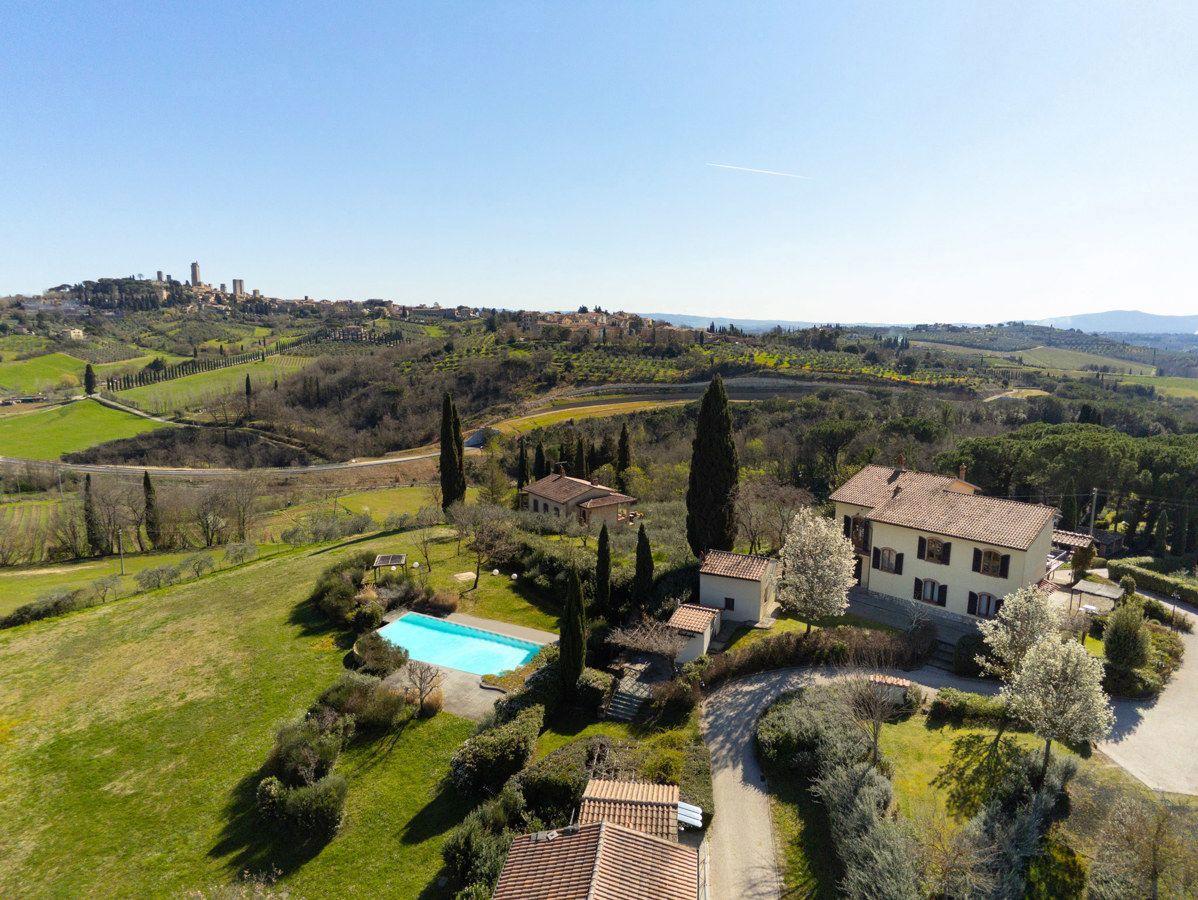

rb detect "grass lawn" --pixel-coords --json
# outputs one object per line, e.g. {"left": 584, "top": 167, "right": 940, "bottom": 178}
{"left": 0, "top": 532, "right": 476, "bottom": 898}
{"left": 493, "top": 399, "right": 687, "bottom": 434}
{"left": 256, "top": 485, "right": 478, "bottom": 542}
{"left": 723, "top": 611, "right": 895, "bottom": 651}
{"left": 0, "top": 352, "right": 87, "bottom": 394}
{"left": 115, "top": 356, "right": 312, "bottom": 414}
{"left": 0, "top": 543, "right": 286, "bottom": 618}
{"left": 0, "top": 399, "right": 171, "bottom": 459}
{"left": 1122, "top": 374, "right": 1198, "bottom": 400}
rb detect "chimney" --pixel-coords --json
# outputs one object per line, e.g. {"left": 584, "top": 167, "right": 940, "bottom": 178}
{"left": 896, "top": 452, "right": 906, "bottom": 470}
{"left": 958, "top": 463, "right": 967, "bottom": 481}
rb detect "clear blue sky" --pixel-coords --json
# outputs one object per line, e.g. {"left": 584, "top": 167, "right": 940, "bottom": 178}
{"left": 1, "top": 1, "right": 1195, "bottom": 323}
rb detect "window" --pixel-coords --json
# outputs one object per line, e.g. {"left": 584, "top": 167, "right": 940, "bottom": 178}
{"left": 724, "top": 597, "right": 735, "bottom": 611}
{"left": 532, "top": 499, "right": 539, "bottom": 513}
{"left": 978, "top": 593, "right": 998, "bottom": 618}
{"left": 980, "top": 550, "right": 1002, "bottom": 577}
{"left": 921, "top": 579, "right": 939, "bottom": 602}
{"left": 846, "top": 515, "right": 870, "bottom": 553}
{"left": 919, "top": 536, "right": 951, "bottom": 565}
{"left": 875, "top": 547, "right": 902, "bottom": 574}
{"left": 914, "top": 578, "right": 948, "bottom": 606}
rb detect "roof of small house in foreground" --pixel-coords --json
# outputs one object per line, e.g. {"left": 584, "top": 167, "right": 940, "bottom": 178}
{"left": 522, "top": 473, "right": 623, "bottom": 504}
{"left": 579, "top": 778, "right": 680, "bottom": 841}
{"left": 832, "top": 464, "right": 1056, "bottom": 551}
{"left": 667, "top": 604, "right": 720, "bottom": 635}
{"left": 492, "top": 821, "right": 698, "bottom": 900}
{"left": 699, "top": 549, "right": 773, "bottom": 581}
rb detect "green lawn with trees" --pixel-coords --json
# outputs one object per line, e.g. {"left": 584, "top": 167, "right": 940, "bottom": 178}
{"left": 115, "top": 356, "right": 311, "bottom": 414}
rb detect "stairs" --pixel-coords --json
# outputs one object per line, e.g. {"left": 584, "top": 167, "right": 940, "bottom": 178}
{"left": 605, "top": 677, "right": 653, "bottom": 722}
{"left": 929, "top": 638, "right": 956, "bottom": 672}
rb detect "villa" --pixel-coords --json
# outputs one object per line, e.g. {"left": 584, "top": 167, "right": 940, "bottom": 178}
{"left": 520, "top": 473, "right": 638, "bottom": 527}
{"left": 831, "top": 463, "right": 1056, "bottom": 620}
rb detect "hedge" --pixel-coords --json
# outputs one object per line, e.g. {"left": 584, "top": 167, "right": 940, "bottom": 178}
{"left": 1107, "top": 556, "right": 1198, "bottom": 608}
{"left": 928, "top": 687, "right": 1008, "bottom": 724}
{"left": 449, "top": 705, "right": 545, "bottom": 795}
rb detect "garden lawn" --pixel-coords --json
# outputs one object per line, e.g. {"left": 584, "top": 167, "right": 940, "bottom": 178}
{"left": 723, "top": 611, "right": 895, "bottom": 651}
{"left": 0, "top": 543, "right": 285, "bottom": 618}
{"left": 0, "top": 399, "right": 170, "bottom": 459}
{"left": 115, "top": 356, "right": 312, "bottom": 414}
{"left": 0, "top": 352, "right": 87, "bottom": 394}
{"left": 0, "top": 533, "right": 474, "bottom": 898}
{"left": 493, "top": 399, "right": 688, "bottom": 434}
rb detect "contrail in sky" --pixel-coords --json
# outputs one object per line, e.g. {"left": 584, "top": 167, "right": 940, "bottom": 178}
{"left": 706, "top": 163, "right": 812, "bottom": 180}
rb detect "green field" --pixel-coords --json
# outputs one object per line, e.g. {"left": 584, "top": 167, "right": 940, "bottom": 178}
{"left": 0, "top": 400, "right": 170, "bottom": 460}
{"left": 0, "top": 352, "right": 86, "bottom": 393}
{"left": 911, "top": 340, "right": 1154, "bottom": 376}
{"left": 116, "top": 356, "right": 313, "bottom": 414}
{"left": 0, "top": 334, "right": 53, "bottom": 361}
{"left": 0, "top": 532, "right": 481, "bottom": 898}
{"left": 1121, "top": 374, "right": 1198, "bottom": 399}
{"left": 493, "top": 399, "right": 688, "bottom": 434}
{"left": 256, "top": 485, "right": 478, "bottom": 542}
{"left": 0, "top": 543, "right": 283, "bottom": 618}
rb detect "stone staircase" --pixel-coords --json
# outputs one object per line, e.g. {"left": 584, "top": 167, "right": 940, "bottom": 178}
{"left": 604, "top": 658, "right": 659, "bottom": 722}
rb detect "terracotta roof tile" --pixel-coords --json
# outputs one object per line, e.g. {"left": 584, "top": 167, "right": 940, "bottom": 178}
{"left": 492, "top": 821, "right": 697, "bottom": 900}
{"left": 522, "top": 473, "right": 603, "bottom": 503}
{"left": 667, "top": 604, "right": 720, "bottom": 635}
{"left": 579, "top": 492, "right": 637, "bottom": 508}
{"left": 1052, "top": 529, "right": 1095, "bottom": 550}
{"left": 699, "top": 549, "right": 773, "bottom": 581}
{"left": 579, "top": 779, "right": 680, "bottom": 841}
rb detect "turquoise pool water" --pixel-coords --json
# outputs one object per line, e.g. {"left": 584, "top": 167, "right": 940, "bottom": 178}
{"left": 377, "top": 612, "right": 541, "bottom": 676}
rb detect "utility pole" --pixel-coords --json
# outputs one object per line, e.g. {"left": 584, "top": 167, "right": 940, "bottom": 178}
{"left": 1088, "top": 487, "right": 1098, "bottom": 537}
{"left": 118, "top": 530, "right": 125, "bottom": 576}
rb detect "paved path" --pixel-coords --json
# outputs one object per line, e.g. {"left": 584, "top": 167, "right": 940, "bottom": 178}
{"left": 700, "top": 665, "right": 995, "bottom": 900}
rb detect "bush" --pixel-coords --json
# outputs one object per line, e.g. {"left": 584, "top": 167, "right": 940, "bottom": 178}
{"left": 414, "top": 590, "right": 459, "bottom": 616}
{"left": 283, "top": 510, "right": 374, "bottom": 545}
{"left": 275, "top": 774, "right": 348, "bottom": 841}
{"left": 441, "top": 787, "right": 526, "bottom": 892}
{"left": 136, "top": 564, "right": 181, "bottom": 591}
{"left": 493, "top": 663, "right": 611, "bottom": 724}
{"left": 928, "top": 687, "right": 1008, "bottom": 724}
{"left": 1, "top": 587, "right": 93, "bottom": 628}
{"left": 1108, "top": 557, "right": 1198, "bottom": 623}
{"left": 1026, "top": 833, "right": 1087, "bottom": 899}
{"left": 308, "top": 551, "right": 377, "bottom": 629}
{"left": 639, "top": 747, "right": 683, "bottom": 783}
{"left": 183, "top": 552, "right": 215, "bottom": 578}
{"left": 449, "top": 705, "right": 545, "bottom": 795}
{"left": 1103, "top": 663, "right": 1163, "bottom": 699}
{"left": 953, "top": 632, "right": 989, "bottom": 678}
{"left": 224, "top": 542, "right": 258, "bottom": 565}
{"left": 647, "top": 678, "right": 699, "bottom": 726}
{"left": 356, "top": 630, "right": 409, "bottom": 676}
{"left": 1104, "top": 601, "right": 1150, "bottom": 670}
{"left": 265, "top": 718, "right": 344, "bottom": 787}
{"left": 311, "top": 671, "right": 409, "bottom": 730}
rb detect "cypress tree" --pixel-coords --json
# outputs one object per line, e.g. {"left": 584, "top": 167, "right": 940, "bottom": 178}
{"left": 1154, "top": 508, "right": 1171, "bottom": 556}
{"left": 84, "top": 363, "right": 96, "bottom": 395}
{"left": 574, "top": 437, "right": 588, "bottom": 479}
{"left": 143, "top": 470, "right": 160, "bottom": 550}
{"left": 451, "top": 397, "right": 465, "bottom": 472}
{"left": 1059, "top": 488, "right": 1078, "bottom": 532}
{"left": 245, "top": 373, "right": 252, "bottom": 402}
{"left": 516, "top": 437, "right": 529, "bottom": 493}
{"left": 439, "top": 393, "right": 466, "bottom": 509}
{"left": 559, "top": 568, "right": 586, "bottom": 698}
{"left": 632, "top": 524, "right": 654, "bottom": 619}
{"left": 616, "top": 423, "right": 632, "bottom": 473}
{"left": 595, "top": 523, "right": 611, "bottom": 621}
{"left": 83, "top": 474, "right": 106, "bottom": 557}
{"left": 534, "top": 441, "right": 548, "bottom": 480}
{"left": 685, "top": 374, "right": 739, "bottom": 557}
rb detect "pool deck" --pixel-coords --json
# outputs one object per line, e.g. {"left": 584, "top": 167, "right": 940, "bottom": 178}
{"left": 381, "top": 610, "right": 557, "bottom": 720}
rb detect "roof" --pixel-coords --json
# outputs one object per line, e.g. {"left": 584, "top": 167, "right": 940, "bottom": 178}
{"left": 667, "top": 604, "right": 721, "bottom": 635}
{"left": 1073, "top": 580, "right": 1124, "bottom": 601}
{"left": 579, "top": 492, "right": 637, "bottom": 508}
{"left": 579, "top": 779, "right": 680, "bottom": 841}
{"left": 832, "top": 464, "right": 1056, "bottom": 551}
{"left": 372, "top": 554, "right": 407, "bottom": 567}
{"left": 1052, "top": 529, "right": 1096, "bottom": 550}
{"left": 492, "top": 821, "right": 698, "bottom": 900}
{"left": 699, "top": 549, "right": 773, "bottom": 581}
{"left": 522, "top": 473, "right": 618, "bottom": 504}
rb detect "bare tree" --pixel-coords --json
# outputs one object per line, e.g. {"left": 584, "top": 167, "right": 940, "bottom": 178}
{"left": 405, "top": 661, "right": 442, "bottom": 717}
{"left": 914, "top": 805, "right": 999, "bottom": 898}
{"left": 460, "top": 504, "right": 516, "bottom": 590}
{"left": 607, "top": 619, "right": 690, "bottom": 662}
{"left": 222, "top": 475, "right": 263, "bottom": 542}
{"left": 844, "top": 677, "right": 902, "bottom": 766}
{"left": 414, "top": 506, "right": 443, "bottom": 574}
{"left": 191, "top": 483, "right": 230, "bottom": 547}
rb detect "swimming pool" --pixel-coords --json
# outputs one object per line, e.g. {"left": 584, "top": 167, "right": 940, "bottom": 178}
{"left": 377, "top": 612, "right": 541, "bottom": 676}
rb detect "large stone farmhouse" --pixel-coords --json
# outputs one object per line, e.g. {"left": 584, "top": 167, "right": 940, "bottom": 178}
{"left": 519, "top": 473, "right": 637, "bottom": 527}
{"left": 831, "top": 464, "right": 1056, "bottom": 620}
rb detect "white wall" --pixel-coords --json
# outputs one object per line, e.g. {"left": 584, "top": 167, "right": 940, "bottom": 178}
{"left": 699, "top": 573, "right": 766, "bottom": 622}
{"left": 677, "top": 630, "right": 710, "bottom": 664}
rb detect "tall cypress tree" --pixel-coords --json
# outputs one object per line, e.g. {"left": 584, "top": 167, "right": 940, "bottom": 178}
{"left": 244, "top": 373, "right": 252, "bottom": 404}
{"left": 573, "top": 437, "right": 588, "bottom": 479}
{"left": 84, "top": 363, "right": 96, "bottom": 395}
{"left": 516, "top": 437, "right": 529, "bottom": 493}
{"left": 439, "top": 393, "right": 466, "bottom": 509}
{"left": 685, "top": 374, "right": 739, "bottom": 557}
{"left": 534, "top": 441, "right": 548, "bottom": 480}
{"left": 632, "top": 524, "right": 654, "bottom": 619}
{"left": 143, "top": 470, "right": 160, "bottom": 550}
{"left": 559, "top": 568, "right": 586, "bottom": 698}
{"left": 595, "top": 523, "right": 611, "bottom": 621}
{"left": 83, "top": 474, "right": 106, "bottom": 557}
{"left": 1059, "top": 488, "right": 1078, "bottom": 532}
{"left": 1155, "top": 508, "right": 1172, "bottom": 555}
{"left": 616, "top": 423, "right": 632, "bottom": 473}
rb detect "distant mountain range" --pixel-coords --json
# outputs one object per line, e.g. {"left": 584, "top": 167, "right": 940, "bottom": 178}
{"left": 1034, "top": 310, "right": 1198, "bottom": 335}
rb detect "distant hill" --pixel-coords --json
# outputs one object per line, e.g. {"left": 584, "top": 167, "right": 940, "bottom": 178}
{"left": 1037, "top": 310, "right": 1198, "bottom": 335}
{"left": 643, "top": 312, "right": 834, "bottom": 333}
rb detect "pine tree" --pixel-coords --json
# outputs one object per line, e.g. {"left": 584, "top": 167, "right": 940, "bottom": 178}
{"left": 534, "top": 441, "right": 548, "bottom": 480}
{"left": 595, "top": 524, "right": 611, "bottom": 621}
{"left": 573, "top": 437, "right": 588, "bottom": 478}
{"left": 631, "top": 524, "right": 654, "bottom": 619}
{"left": 83, "top": 474, "right": 106, "bottom": 556}
{"left": 84, "top": 363, "right": 96, "bottom": 395}
{"left": 685, "top": 374, "right": 739, "bottom": 557}
{"left": 143, "top": 470, "right": 160, "bottom": 550}
{"left": 516, "top": 437, "right": 529, "bottom": 493}
{"left": 439, "top": 393, "right": 466, "bottom": 509}
{"left": 559, "top": 568, "right": 586, "bottom": 698}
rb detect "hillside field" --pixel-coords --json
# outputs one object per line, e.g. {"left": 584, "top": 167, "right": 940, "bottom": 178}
{"left": 493, "top": 398, "right": 689, "bottom": 434}
{"left": 0, "top": 400, "right": 170, "bottom": 460}
{"left": 911, "top": 340, "right": 1154, "bottom": 375}
{"left": 0, "top": 532, "right": 489, "bottom": 898}
{"left": 1121, "top": 374, "right": 1198, "bottom": 399}
{"left": 0, "top": 352, "right": 85, "bottom": 393}
{"left": 115, "top": 356, "right": 313, "bottom": 414}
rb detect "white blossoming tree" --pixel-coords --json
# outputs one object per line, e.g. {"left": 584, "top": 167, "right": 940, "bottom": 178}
{"left": 777, "top": 506, "right": 856, "bottom": 632}
{"left": 1004, "top": 634, "right": 1115, "bottom": 785}
{"left": 976, "top": 586, "right": 1061, "bottom": 681}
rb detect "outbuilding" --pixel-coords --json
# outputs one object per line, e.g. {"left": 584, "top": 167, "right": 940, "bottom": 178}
{"left": 667, "top": 604, "right": 722, "bottom": 664}
{"left": 697, "top": 550, "right": 779, "bottom": 624}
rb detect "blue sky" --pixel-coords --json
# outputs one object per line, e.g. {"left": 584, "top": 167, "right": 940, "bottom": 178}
{"left": 1, "top": 1, "right": 1195, "bottom": 323}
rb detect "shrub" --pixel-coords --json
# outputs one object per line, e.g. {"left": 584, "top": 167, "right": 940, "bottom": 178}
{"left": 647, "top": 678, "right": 699, "bottom": 725}
{"left": 276, "top": 774, "right": 348, "bottom": 841}
{"left": 1104, "top": 601, "right": 1150, "bottom": 670}
{"left": 136, "top": 564, "right": 181, "bottom": 591}
{"left": 1108, "top": 558, "right": 1198, "bottom": 623}
{"left": 441, "top": 795, "right": 520, "bottom": 892}
{"left": 953, "top": 632, "right": 989, "bottom": 678}
{"left": 1103, "top": 662, "right": 1163, "bottom": 699}
{"left": 284, "top": 510, "right": 375, "bottom": 545}
{"left": 639, "top": 747, "right": 683, "bottom": 783}
{"left": 308, "top": 551, "right": 378, "bottom": 629}
{"left": 356, "top": 630, "right": 409, "bottom": 676}
{"left": 418, "top": 687, "right": 443, "bottom": 717}
{"left": 224, "top": 542, "right": 258, "bottom": 565}
{"left": 493, "top": 663, "right": 611, "bottom": 724}
{"left": 449, "top": 705, "right": 545, "bottom": 795}
{"left": 1026, "top": 833, "right": 1087, "bottom": 899}
{"left": 928, "top": 687, "right": 1008, "bottom": 723}
{"left": 1, "top": 587, "right": 92, "bottom": 628}
{"left": 414, "top": 590, "right": 459, "bottom": 616}
{"left": 265, "top": 718, "right": 343, "bottom": 787}
{"left": 183, "top": 552, "right": 215, "bottom": 578}
{"left": 313, "top": 672, "right": 380, "bottom": 719}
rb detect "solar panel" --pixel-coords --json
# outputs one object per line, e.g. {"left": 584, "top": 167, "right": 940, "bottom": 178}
{"left": 373, "top": 554, "right": 407, "bottom": 567}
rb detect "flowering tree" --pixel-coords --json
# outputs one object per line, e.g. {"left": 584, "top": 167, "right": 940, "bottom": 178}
{"left": 1004, "top": 634, "right": 1115, "bottom": 784}
{"left": 777, "top": 506, "right": 856, "bottom": 632}
{"left": 976, "top": 586, "right": 1060, "bottom": 681}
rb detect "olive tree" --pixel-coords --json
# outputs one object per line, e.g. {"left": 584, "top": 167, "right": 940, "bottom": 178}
{"left": 777, "top": 506, "right": 856, "bottom": 632}
{"left": 976, "top": 586, "right": 1060, "bottom": 681}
